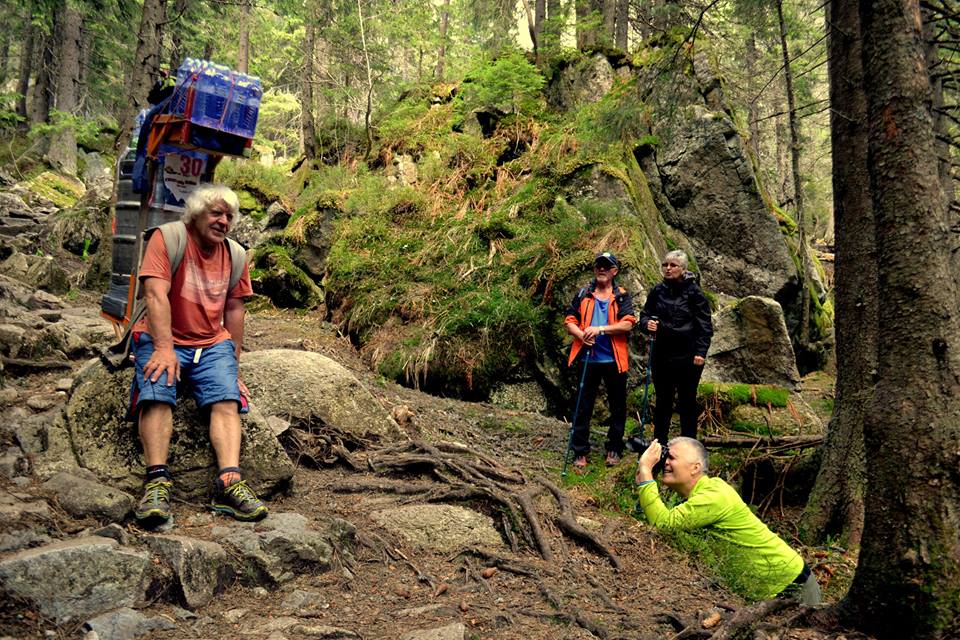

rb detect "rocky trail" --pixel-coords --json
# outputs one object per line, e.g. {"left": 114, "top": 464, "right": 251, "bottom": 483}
{"left": 0, "top": 281, "right": 849, "bottom": 640}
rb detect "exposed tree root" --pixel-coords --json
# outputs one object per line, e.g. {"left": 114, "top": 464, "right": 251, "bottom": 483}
{"left": 366, "top": 441, "right": 618, "bottom": 566}
{"left": 538, "top": 477, "right": 622, "bottom": 569}
{"left": 328, "top": 479, "right": 433, "bottom": 495}
{"left": 534, "top": 579, "right": 610, "bottom": 639}
{"left": 708, "top": 599, "right": 795, "bottom": 640}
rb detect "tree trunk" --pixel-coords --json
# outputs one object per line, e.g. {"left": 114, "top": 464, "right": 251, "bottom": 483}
{"left": 48, "top": 0, "right": 81, "bottom": 176}
{"left": 237, "top": 0, "right": 251, "bottom": 74}
{"left": 118, "top": 0, "right": 164, "bottom": 150}
{"left": 0, "top": 30, "right": 9, "bottom": 86}
{"left": 838, "top": 1, "right": 960, "bottom": 635}
{"left": 776, "top": 0, "right": 810, "bottom": 346}
{"left": 435, "top": 0, "right": 450, "bottom": 82}
{"left": 31, "top": 32, "right": 53, "bottom": 124}
{"left": 745, "top": 31, "right": 760, "bottom": 159}
{"left": 356, "top": 0, "right": 374, "bottom": 159}
{"left": 168, "top": 0, "right": 188, "bottom": 70}
{"left": 535, "top": 0, "right": 546, "bottom": 45}
{"left": 520, "top": 0, "right": 539, "bottom": 63}
{"left": 614, "top": 0, "right": 628, "bottom": 50}
{"left": 576, "top": 0, "right": 597, "bottom": 50}
{"left": 300, "top": 15, "right": 318, "bottom": 160}
{"left": 799, "top": 0, "right": 869, "bottom": 550}
{"left": 602, "top": 0, "right": 615, "bottom": 43}
{"left": 16, "top": 19, "right": 34, "bottom": 124}
{"left": 544, "top": 0, "right": 562, "bottom": 53}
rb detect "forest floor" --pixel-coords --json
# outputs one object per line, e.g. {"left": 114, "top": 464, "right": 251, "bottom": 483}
{"left": 3, "top": 293, "right": 870, "bottom": 640}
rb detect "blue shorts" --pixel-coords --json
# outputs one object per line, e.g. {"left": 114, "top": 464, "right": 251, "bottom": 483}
{"left": 129, "top": 333, "right": 246, "bottom": 418}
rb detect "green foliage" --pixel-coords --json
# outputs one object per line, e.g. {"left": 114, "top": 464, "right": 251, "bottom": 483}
{"left": 215, "top": 158, "right": 289, "bottom": 207}
{"left": 697, "top": 382, "right": 790, "bottom": 409}
{"left": 255, "top": 89, "right": 302, "bottom": 158}
{"left": 573, "top": 79, "right": 651, "bottom": 148}
{"left": 458, "top": 50, "right": 546, "bottom": 118}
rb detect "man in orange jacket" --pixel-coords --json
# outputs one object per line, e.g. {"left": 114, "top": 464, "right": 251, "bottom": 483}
{"left": 564, "top": 252, "right": 637, "bottom": 472}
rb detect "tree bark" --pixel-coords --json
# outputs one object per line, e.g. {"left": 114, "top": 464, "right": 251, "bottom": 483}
{"left": 576, "top": 0, "right": 598, "bottom": 50}
{"left": 745, "top": 31, "right": 760, "bottom": 159}
{"left": 800, "top": 0, "right": 870, "bottom": 550}
{"left": 838, "top": 1, "right": 960, "bottom": 635}
{"left": 520, "top": 0, "right": 539, "bottom": 63}
{"left": 534, "top": 0, "right": 546, "bottom": 45}
{"left": 435, "top": 0, "right": 450, "bottom": 82}
{"left": 356, "top": 0, "right": 374, "bottom": 159}
{"left": 237, "top": 0, "right": 251, "bottom": 74}
{"left": 48, "top": 0, "right": 82, "bottom": 176}
{"left": 16, "top": 18, "right": 34, "bottom": 124}
{"left": 168, "top": 0, "right": 189, "bottom": 70}
{"left": 300, "top": 13, "right": 318, "bottom": 160}
{"left": 31, "top": 31, "right": 53, "bottom": 124}
{"left": 614, "top": 0, "right": 628, "bottom": 51}
{"left": 118, "top": 0, "right": 164, "bottom": 150}
{"left": 776, "top": 0, "right": 810, "bottom": 347}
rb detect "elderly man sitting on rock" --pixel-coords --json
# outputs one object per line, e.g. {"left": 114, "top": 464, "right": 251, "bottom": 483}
{"left": 636, "top": 437, "right": 820, "bottom": 604}
{"left": 130, "top": 183, "right": 267, "bottom": 527}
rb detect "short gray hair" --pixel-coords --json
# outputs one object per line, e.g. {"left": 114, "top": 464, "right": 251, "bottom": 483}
{"left": 182, "top": 183, "right": 240, "bottom": 225}
{"left": 669, "top": 436, "right": 708, "bottom": 474}
{"left": 664, "top": 250, "right": 688, "bottom": 270}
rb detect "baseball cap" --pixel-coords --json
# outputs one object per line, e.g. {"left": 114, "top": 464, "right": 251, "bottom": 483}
{"left": 594, "top": 252, "right": 620, "bottom": 269}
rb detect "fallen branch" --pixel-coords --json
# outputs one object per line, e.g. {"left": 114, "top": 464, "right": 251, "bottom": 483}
{"left": 701, "top": 435, "right": 823, "bottom": 449}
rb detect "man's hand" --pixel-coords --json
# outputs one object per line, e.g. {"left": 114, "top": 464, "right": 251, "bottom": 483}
{"left": 693, "top": 355, "right": 705, "bottom": 366}
{"left": 636, "top": 440, "right": 662, "bottom": 483}
{"left": 238, "top": 378, "right": 250, "bottom": 397}
{"left": 646, "top": 319, "right": 659, "bottom": 333}
{"left": 143, "top": 346, "right": 179, "bottom": 386}
{"left": 582, "top": 326, "right": 601, "bottom": 345}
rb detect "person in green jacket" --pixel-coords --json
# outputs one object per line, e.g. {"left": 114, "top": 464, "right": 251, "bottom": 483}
{"left": 635, "top": 437, "right": 821, "bottom": 604}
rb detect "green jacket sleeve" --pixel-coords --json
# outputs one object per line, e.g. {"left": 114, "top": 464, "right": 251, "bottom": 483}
{"left": 638, "top": 481, "right": 727, "bottom": 530}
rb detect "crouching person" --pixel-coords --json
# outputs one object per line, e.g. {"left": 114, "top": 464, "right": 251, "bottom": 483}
{"left": 635, "top": 438, "right": 820, "bottom": 604}
{"left": 131, "top": 184, "right": 267, "bottom": 527}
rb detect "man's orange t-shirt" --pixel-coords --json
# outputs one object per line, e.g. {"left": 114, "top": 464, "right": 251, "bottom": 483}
{"left": 132, "top": 228, "right": 253, "bottom": 347}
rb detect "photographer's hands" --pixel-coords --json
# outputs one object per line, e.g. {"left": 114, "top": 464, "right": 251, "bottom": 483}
{"left": 636, "top": 440, "right": 662, "bottom": 484}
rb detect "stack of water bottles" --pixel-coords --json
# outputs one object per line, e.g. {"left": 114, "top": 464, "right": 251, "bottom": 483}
{"left": 169, "top": 58, "right": 262, "bottom": 141}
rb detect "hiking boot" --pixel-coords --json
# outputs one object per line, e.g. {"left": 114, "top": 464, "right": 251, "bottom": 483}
{"left": 135, "top": 478, "right": 173, "bottom": 527}
{"left": 211, "top": 479, "right": 268, "bottom": 521}
{"left": 573, "top": 455, "right": 588, "bottom": 474}
{"left": 605, "top": 451, "right": 621, "bottom": 467}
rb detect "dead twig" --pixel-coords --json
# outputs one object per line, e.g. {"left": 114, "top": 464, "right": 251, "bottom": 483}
{"left": 538, "top": 477, "right": 622, "bottom": 569}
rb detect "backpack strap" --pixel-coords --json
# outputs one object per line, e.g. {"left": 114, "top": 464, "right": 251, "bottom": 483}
{"left": 226, "top": 237, "right": 247, "bottom": 293}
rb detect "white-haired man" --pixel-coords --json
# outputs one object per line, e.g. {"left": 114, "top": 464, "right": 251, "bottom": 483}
{"left": 130, "top": 183, "right": 267, "bottom": 526}
{"left": 636, "top": 437, "right": 821, "bottom": 604}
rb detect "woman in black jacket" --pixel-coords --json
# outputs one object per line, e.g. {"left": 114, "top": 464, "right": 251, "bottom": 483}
{"left": 638, "top": 250, "right": 713, "bottom": 443}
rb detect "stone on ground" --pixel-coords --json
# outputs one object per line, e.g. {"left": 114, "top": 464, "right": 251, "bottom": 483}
{"left": 240, "top": 349, "right": 401, "bottom": 442}
{"left": 43, "top": 472, "right": 135, "bottom": 522}
{"left": 370, "top": 504, "right": 504, "bottom": 553}
{"left": 0, "top": 537, "right": 152, "bottom": 624}
{"left": 400, "top": 622, "right": 466, "bottom": 640}
{"left": 145, "top": 535, "right": 233, "bottom": 609}
{"left": 83, "top": 607, "right": 175, "bottom": 640}
{"left": 56, "top": 358, "right": 294, "bottom": 498}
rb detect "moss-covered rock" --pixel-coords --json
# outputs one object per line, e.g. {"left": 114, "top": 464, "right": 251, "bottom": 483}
{"left": 251, "top": 244, "right": 324, "bottom": 309}
{"left": 22, "top": 171, "right": 85, "bottom": 209}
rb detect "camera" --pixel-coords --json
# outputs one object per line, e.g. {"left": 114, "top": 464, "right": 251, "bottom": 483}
{"left": 624, "top": 435, "right": 669, "bottom": 464}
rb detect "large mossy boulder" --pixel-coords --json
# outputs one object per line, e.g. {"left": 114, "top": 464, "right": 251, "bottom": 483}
{"left": 239, "top": 349, "right": 401, "bottom": 442}
{"left": 546, "top": 53, "right": 616, "bottom": 111}
{"left": 650, "top": 110, "right": 798, "bottom": 302}
{"left": 251, "top": 245, "right": 324, "bottom": 309}
{"left": 57, "top": 359, "right": 295, "bottom": 498}
{"left": 703, "top": 296, "right": 801, "bottom": 389}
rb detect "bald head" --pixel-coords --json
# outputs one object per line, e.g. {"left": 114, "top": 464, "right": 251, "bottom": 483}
{"left": 669, "top": 437, "right": 709, "bottom": 473}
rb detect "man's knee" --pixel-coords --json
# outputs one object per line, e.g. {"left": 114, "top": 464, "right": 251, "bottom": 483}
{"left": 209, "top": 400, "right": 240, "bottom": 417}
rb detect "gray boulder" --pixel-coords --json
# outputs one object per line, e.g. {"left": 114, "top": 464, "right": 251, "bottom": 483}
{"left": 266, "top": 202, "right": 291, "bottom": 229}
{"left": 294, "top": 207, "right": 336, "bottom": 279}
{"left": 47, "top": 197, "right": 109, "bottom": 257}
{"left": 146, "top": 535, "right": 233, "bottom": 609}
{"left": 703, "top": 296, "right": 801, "bottom": 389}
{"left": 58, "top": 358, "right": 294, "bottom": 498}
{"left": 370, "top": 504, "right": 504, "bottom": 553}
{"left": 547, "top": 53, "right": 615, "bottom": 111}
{"left": 0, "top": 537, "right": 151, "bottom": 624}
{"left": 83, "top": 607, "right": 176, "bottom": 640}
{"left": 240, "top": 349, "right": 401, "bottom": 442}
{"left": 214, "top": 512, "right": 333, "bottom": 586}
{"left": 42, "top": 472, "right": 135, "bottom": 522}
{"left": 79, "top": 152, "right": 114, "bottom": 201}
{"left": 653, "top": 110, "right": 798, "bottom": 300}
{"left": 1, "top": 252, "right": 70, "bottom": 294}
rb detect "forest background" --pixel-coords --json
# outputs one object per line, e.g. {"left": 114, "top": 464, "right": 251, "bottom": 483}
{"left": 1, "top": 0, "right": 959, "bottom": 638}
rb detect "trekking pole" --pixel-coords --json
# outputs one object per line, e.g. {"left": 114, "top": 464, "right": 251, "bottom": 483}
{"left": 561, "top": 347, "right": 591, "bottom": 478}
{"left": 638, "top": 326, "right": 656, "bottom": 437}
